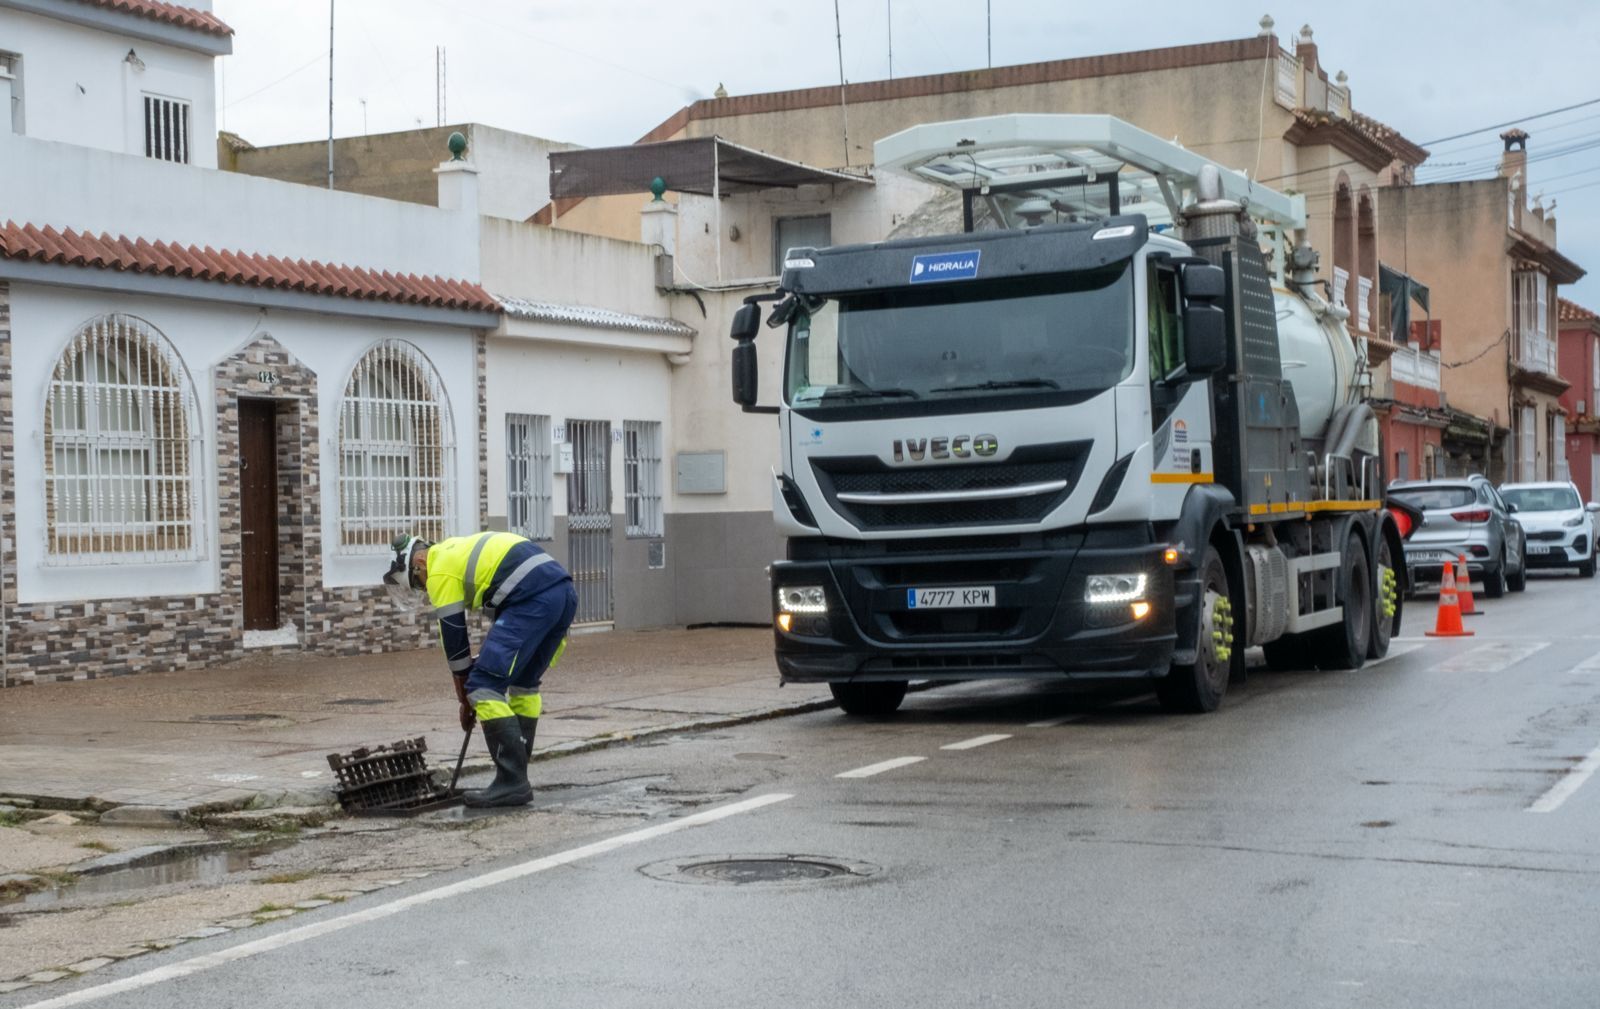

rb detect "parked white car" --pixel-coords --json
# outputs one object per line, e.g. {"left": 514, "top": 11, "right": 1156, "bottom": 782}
{"left": 1499, "top": 482, "right": 1600, "bottom": 578}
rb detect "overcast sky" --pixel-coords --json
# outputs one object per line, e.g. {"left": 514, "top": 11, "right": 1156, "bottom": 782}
{"left": 213, "top": 0, "right": 1600, "bottom": 306}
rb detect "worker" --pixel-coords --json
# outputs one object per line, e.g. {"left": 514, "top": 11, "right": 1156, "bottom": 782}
{"left": 384, "top": 532, "right": 577, "bottom": 808}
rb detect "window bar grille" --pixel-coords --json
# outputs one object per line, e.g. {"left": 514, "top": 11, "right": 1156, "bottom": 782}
{"left": 338, "top": 340, "right": 456, "bottom": 553}
{"left": 44, "top": 315, "right": 202, "bottom": 565}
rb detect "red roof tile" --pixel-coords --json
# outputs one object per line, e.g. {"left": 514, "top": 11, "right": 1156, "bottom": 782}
{"left": 0, "top": 222, "right": 497, "bottom": 314}
{"left": 72, "top": 0, "right": 233, "bottom": 37}
{"left": 1559, "top": 297, "right": 1597, "bottom": 323}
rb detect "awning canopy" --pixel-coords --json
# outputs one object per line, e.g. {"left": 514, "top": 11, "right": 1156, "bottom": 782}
{"left": 549, "top": 136, "right": 872, "bottom": 199}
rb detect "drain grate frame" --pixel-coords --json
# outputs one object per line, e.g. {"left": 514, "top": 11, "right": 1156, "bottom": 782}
{"left": 326, "top": 737, "right": 460, "bottom": 816}
{"left": 639, "top": 854, "right": 879, "bottom": 887}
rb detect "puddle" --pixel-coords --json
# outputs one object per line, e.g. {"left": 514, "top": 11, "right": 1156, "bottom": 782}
{"left": 2, "top": 846, "right": 279, "bottom": 911}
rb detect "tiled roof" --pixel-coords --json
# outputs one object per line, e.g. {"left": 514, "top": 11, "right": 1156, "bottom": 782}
{"left": 1559, "top": 297, "right": 1597, "bottom": 323}
{"left": 1350, "top": 110, "right": 1429, "bottom": 166}
{"left": 0, "top": 222, "right": 497, "bottom": 313}
{"left": 73, "top": 0, "right": 233, "bottom": 37}
{"left": 497, "top": 296, "right": 696, "bottom": 336}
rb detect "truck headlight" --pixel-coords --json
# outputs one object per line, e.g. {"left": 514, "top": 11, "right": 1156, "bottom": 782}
{"left": 777, "top": 585, "right": 828, "bottom": 613}
{"left": 1085, "top": 573, "right": 1147, "bottom": 604}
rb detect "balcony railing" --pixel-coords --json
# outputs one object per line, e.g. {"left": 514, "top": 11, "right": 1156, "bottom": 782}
{"left": 1357, "top": 276, "right": 1373, "bottom": 333}
{"left": 1391, "top": 347, "right": 1441, "bottom": 391}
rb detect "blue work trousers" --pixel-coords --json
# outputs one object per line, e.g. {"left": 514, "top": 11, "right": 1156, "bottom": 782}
{"left": 465, "top": 579, "right": 578, "bottom": 699}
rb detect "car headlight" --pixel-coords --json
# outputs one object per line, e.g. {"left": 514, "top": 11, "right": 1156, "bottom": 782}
{"left": 1085, "top": 573, "right": 1147, "bottom": 604}
{"left": 777, "top": 585, "right": 828, "bottom": 613}
{"left": 1564, "top": 516, "right": 1584, "bottom": 527}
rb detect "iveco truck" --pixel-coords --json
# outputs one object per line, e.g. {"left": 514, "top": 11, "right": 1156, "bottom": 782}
{"left": 728, "top": 114, "right": 1410, "bottom": 716}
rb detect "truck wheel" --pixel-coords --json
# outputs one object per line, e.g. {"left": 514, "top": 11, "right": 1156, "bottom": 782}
{"left": 1310, "top": 533, "right": 1369, "bottom": 670}
{"left": 1483, "top": 553, "right": 1507, "bottom": 599}
{"left": 1157, "top": 546, "right": 1233, "bottom": 713}
{"left": 1368, "top": 533, "right": 1398, "bottom": 659}
{"left": 830, "top": 681, "right": 907, "bottom": 717}
{"left": 1262, "top": 634, "right": 1310, "bottom": 672}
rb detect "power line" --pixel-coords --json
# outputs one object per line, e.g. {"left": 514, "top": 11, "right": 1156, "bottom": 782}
{"left": 224, "top": 51, "right": 325, "bottom": 109}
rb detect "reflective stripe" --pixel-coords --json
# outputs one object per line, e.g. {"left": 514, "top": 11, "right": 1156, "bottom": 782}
{"left": 489, "top": 553, "right": 557, "bottom": 608}
{"left": 434, "top": 601, "right": 466, "bottom": 619}
{"left": 473, "top": 699, "right": 514, "bottom": 721}
{"left": 549, "top": 638, "right": 568, "bottom": 671}
{"left": 507, "top": 691, "right": 542, "bottom": 719}
{"left": 461, "top": 533, "right": 493, "bottom": 609}
{"left": 447, "top": 656, "right": 473, "bottom": 673}
{"left": 468, "top": 687, "right": 507, "bottom": 704}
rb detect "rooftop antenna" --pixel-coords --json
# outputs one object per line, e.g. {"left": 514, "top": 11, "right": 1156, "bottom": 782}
{"left": 326, "top": 0, "right": 335, "bottom": 189}
{"left": 986, "top": 0, "right": 992, "bottom": 68}
{"left": 887, "top": 0, "right": 893, "bottom": 79}
{"left": 436, "top": 46, "right": 446, "bottom": 127}
{"left": 833, "top": 0, "right": 850, "bottom": 167}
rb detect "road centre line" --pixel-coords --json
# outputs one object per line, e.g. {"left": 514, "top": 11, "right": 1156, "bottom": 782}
{"left": 15, "top": 793, "right": 794, "bottom": 1009}
{"left": 1568, "top": 650, "right": 1600, "bottom": 674}
{"left": 836, "top": 756, "right": 926, "bottom": 778}
{"left": 1528, "top": 742, "right": 1600, "bottom": 814}
{"left": 942, "top": 734, "right": 1012, "bottom": 750}
{"left": 1026, "top": 715, "right": 1083, "bottom": 728}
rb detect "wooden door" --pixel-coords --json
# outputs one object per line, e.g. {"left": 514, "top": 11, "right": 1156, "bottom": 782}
{"left": 240, "top": 399, "right": 280, "bottom": 631}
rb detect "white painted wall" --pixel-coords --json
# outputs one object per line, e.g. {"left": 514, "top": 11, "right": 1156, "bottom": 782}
{"left": 0, "top": 130, "right": 480, "bottom": 280}
{"left": 484, "top": 334, "right": 672, "bottom": 524}
{"left": 479, "top": 216, "right": 672, "bottom": 320}
{"left": 0, "top": 7, "right": 219, "bottom": 168}
{"left": 470, "top": 126, "right": 579, "bottom": 223}
{"left": 9, "top": 282, "right": 480, "bottom": 603}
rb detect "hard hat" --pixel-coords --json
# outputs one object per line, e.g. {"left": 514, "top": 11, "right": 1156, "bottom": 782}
{"left": 383, "top": 534, "right": 430, "bottom": 605}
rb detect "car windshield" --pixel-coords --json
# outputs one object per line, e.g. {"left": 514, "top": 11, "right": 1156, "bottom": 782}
{"left": 1389, "top": 486, "right": 1476, "bottom": 510}
{"left": 784, "top": 264, "right": 1134, "bottom": 410}
{"left": 1501, "top": 486, "right": 1581, "bottom": 512}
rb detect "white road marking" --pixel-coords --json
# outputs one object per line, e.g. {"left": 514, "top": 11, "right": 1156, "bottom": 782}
{"left": 1363, "top": 641, "right": 1426, "bottom": 669}
{"left": 15, "top": 793, "right": 794, "bottom": 1009}
{"left": 941, "top": 734, "right": 1012, "bottom": 751}
{"left": 1528, "top": 742, "right": 1600, "bottom": 813}
{"left": 835, "top": 756, "right": 926, "bottom": 779}
{"left": 1568, "top": 649, "right": 1600, "bottom": 674}
{"left": 1433, "top": 641, "right": 1550, "bottom": 674}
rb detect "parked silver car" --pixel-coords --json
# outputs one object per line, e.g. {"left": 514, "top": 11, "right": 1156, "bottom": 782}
{"left": 1388, "top": 475, "right": 1526, "bottom": 597}
{"left": 1499, "top": 481, "right": 1600, "bottom": 578}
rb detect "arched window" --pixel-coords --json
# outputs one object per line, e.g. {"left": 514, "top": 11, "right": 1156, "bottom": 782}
{"left": 44, "top": 314, "right": 203, "bottom": 563}
{"left": 338, "top": 340, "right": 455, "bottom": 551}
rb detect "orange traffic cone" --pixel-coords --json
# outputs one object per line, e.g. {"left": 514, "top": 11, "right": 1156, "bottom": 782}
{"left": 1454, "top": 555, "right": 1480, "bottom": 616}
{"left": 1426, "top": 563, "right": 1475, "bottom": 638}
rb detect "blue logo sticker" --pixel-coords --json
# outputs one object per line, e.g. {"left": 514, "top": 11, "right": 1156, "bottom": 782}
{"left": 906, "top": 588, "right": 918, "bottom": 608}
{"left": 909, "top": 249, "right": 981, "bottom": 284}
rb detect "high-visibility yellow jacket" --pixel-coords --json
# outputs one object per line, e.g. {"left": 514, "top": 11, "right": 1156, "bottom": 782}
{"left": 427, "top": 532, "right": 568, "bottom": 674}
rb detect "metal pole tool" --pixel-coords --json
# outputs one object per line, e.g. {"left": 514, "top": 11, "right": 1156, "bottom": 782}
{"left": 447, "top": 724, "right": 473, "bottom": 794}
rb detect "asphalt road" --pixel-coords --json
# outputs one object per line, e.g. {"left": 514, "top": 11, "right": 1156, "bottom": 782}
{"left": 11, "top": 571, "right": 1600, "bottom": 1009}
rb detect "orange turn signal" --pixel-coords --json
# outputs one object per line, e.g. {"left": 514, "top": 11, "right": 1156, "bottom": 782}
{"left": 1163, "top": 548, "right": 1180, "bottom": 566}
{"left": 1130, "top": 601, "right": 1152, "bottom": 620}
{"left": 777, "top": 613, "right": 793, "bottom": 632}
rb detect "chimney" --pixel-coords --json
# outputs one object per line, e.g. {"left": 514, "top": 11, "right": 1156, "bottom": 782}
{"left": 1296, "top": 24, "right": 1317, "bottom": 75}
{"left": 1500, "top": 128, "right": 1528, "bottom": 181}
{"left": 434, "top": 130, "right": 479, "bottom": 217}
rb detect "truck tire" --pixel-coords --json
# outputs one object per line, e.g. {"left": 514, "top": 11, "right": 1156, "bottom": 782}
{"left": 1157, "top": 546, "right": 1233, "bottom": 713}
{"left": 830, "top": 681, "right": 907, "bottom": 717}
{"left": 1368, "top": 532, "right": 1398, "bottom": 660}
{"left": 1310, "top": 533, "right": 1369, "bottom": 671}
{"left": 1483, "top": 552, "right": 1507, "bottom": 599}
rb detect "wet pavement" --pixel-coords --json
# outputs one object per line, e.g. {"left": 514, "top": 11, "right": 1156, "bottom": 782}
{"left": 0, "top": 626, "right": 824, "bottom": 812}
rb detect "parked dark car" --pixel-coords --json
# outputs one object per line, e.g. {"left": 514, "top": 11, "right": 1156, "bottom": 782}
{"left": 1388, "top": 475, "right": 1526, "bottom": 596}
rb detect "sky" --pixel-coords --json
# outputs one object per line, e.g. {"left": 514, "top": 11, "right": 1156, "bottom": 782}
{"left": 213, "top": 0, "right": 1600, "bottom": 305}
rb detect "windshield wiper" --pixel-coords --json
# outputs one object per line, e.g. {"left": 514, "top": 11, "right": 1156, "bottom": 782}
{"left": 930, "top": 378, "right": 1062, "bottom": 394}
{"left": 814, "top": 387, "right": 920, "bottom": 401}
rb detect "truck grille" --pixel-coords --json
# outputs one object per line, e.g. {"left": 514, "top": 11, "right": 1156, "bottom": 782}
{"left": 811, "top": 441, "right": 1089, "bottom": 531}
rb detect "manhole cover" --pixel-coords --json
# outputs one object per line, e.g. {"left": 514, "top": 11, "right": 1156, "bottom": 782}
{"left": 640, "top": 854, "right": 878, "bottom": 886}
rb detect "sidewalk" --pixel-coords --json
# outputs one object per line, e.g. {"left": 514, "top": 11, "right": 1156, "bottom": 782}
{"left": 0, "top": 627, "right": 830, "bottom": 814}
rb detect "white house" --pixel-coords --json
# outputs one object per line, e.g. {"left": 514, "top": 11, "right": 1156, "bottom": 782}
{"left": 0, "top": 0, "right": 494, "bottom": 685}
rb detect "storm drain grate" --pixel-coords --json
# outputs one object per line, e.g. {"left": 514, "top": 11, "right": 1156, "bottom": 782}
{"left": 326, "top": 737, "right": 458, "bottom": 816}
{"left": 640, "top": 854, "right": 878, "bottom": 886}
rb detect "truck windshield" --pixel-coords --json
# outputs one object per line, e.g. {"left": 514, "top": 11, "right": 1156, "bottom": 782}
{"left": 785, "top": 264, "right": 1133, "bottom": 410}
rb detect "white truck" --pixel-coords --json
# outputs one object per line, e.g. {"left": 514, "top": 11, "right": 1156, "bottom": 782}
{"left": 728, "top": 114, "right": 1411, "bottom": 715}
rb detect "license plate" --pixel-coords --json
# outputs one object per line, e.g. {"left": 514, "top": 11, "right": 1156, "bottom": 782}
{"left": 1528, "top": 545, "right": 1551, "bottom": 555}
{"left": 907, "top": 586, "right": 995, "bottom": 609}
{"left": 1411, "top": 551, "right": 1454, "bottom": 563}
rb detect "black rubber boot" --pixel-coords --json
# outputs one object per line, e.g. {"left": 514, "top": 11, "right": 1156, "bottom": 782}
{"left": 463, "top": 716, "right": 533, "bottom": 808}
{"left": 518, "top": 716, "right": 538, "bottom": 763}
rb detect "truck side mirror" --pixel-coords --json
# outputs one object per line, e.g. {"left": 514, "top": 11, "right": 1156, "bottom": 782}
{"left": 730, "top": 302, "right": 761, "bottom": 343}
{"left": 731, "top": 341, "right": 758, "bottom": 407}
{"left": 1179, "top": 263, "right": 1226, "bottom": 301}
{"left": 1182, "top": 304, "right": 1227, "bottom": 375}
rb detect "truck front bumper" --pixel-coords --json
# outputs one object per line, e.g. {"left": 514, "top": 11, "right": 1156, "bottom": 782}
{"left": 771, "top": 529, "right": 1189, "bottom": 684}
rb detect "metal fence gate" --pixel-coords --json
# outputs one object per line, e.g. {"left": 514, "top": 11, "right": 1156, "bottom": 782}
{"left": 566, "top": 420, "right": 613, "bottom": 624}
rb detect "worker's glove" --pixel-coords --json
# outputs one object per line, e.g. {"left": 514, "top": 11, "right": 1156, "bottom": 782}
{"left": 452, "top": 672, "right": 475, "bottom": 732}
